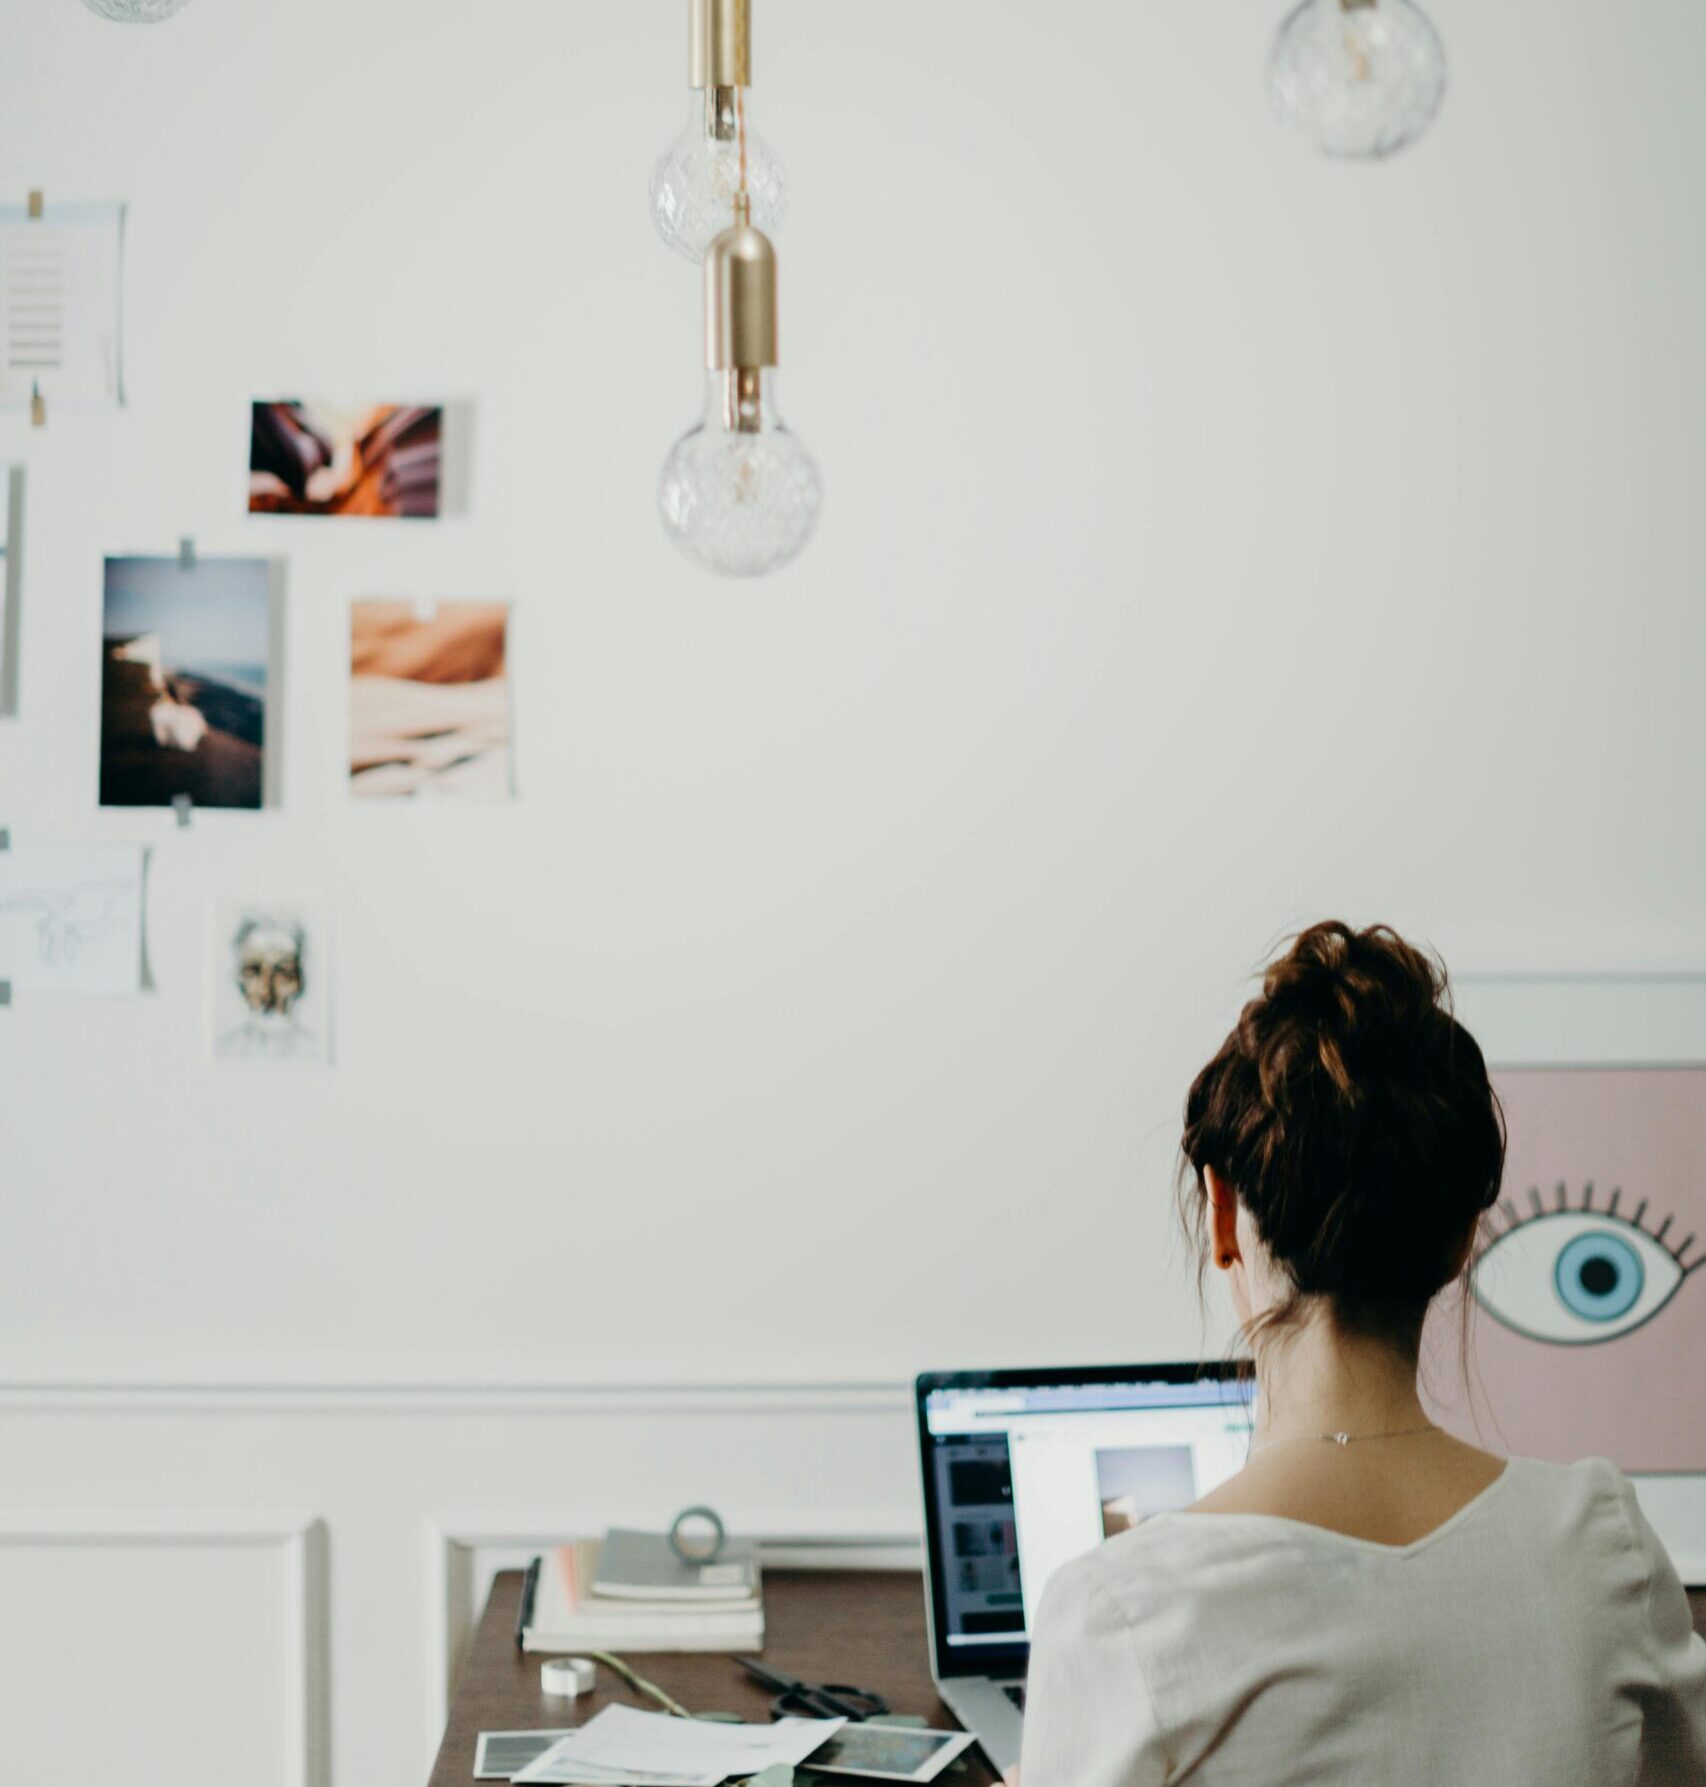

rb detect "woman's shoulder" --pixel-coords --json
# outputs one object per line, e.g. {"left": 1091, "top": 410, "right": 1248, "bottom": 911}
{"left": 1044, "top": 1506, "right": 1312, "bottom": 1633}
{"left": 1053, "top": 1454, "right": 1652, "bottom": 1622}
{"left": 1502, "top": 1453, "right": 1652, "bottom": 1550}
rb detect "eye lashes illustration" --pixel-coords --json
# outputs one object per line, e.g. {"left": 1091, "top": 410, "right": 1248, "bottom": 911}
{"left": 1472, "top": 1182, "right": 1700, "bottom": 1346}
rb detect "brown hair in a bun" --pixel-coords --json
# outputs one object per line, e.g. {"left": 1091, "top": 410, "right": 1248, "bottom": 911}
{"left": 1181, "top": 921, "right": 1505, "bottom": 1351}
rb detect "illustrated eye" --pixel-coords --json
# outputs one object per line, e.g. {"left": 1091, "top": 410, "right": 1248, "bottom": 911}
{"left": 1472, "top": 1185, "right": 1697, "bottom": 1346}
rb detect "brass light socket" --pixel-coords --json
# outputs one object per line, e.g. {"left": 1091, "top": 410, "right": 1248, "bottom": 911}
{"left": 689, "top": 0, "right": 751, "bottom": 90}
{"left": 705, "top": 201, "right": 778, "bottom": 372}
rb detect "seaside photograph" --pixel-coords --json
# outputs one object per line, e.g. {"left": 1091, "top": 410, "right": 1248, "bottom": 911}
{"left": 249, "top": 400, "right": 442, "bottom": 518}
{"left": 99, "top": 554, "right": 270, "bottom": 810}
{"left": 349, "top": 599, "right": 511, "bottom": 799}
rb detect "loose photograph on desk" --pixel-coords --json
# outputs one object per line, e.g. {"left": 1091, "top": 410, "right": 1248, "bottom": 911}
{"left": 474, "top": 1731, "right": 572, "bottom": 1780}
{"left": 248, "top": 399, "right": 441, "bottom": 517}
{"left": 348, "top": 598, "right": 512, "bottom": 799}
{"left": 800, "top": 1723, "right": 977, "bottom": 1783}
{"left": 99, "top": 554, "right": 272, "bottom": 810}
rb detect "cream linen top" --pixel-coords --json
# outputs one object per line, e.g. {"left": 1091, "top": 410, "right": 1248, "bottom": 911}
{"left": 1021, "top": 1456, "right": 1706, "bottom": 1786}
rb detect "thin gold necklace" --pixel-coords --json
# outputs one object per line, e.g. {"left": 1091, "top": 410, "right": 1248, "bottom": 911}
{"left": 1251, "top": 1421, "right": 1439, "bottom": 1454}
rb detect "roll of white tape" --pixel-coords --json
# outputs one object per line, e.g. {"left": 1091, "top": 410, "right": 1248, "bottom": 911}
{"left": 541, "top": 1656, "right": 597, "bottom": 1699}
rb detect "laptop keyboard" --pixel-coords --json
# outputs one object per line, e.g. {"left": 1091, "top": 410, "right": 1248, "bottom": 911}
{"left": 1003, "top": 1684, "right": 1027, "bottom": 1712}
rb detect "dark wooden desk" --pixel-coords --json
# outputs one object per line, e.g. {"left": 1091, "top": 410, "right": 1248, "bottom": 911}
{"left": 427, "top": 1569, "right": 1000, "bottom": 1787}
{"left": 430, "top": 1569, "right": 1706, "bottom": 1787}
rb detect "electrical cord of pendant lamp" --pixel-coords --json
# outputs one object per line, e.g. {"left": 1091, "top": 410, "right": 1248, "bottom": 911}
{"left": 736, "top": 82, "right": 749, "bottom": 205}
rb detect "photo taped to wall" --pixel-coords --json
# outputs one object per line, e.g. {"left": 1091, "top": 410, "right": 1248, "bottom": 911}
{"left": 349, "top": 598, "right": 512, "bottom": 799}
{"left": 99, "top": 554, "right": 271, "bottom": 811}
{"left": 249, "top": 400, "right": 441, "bottom": 518}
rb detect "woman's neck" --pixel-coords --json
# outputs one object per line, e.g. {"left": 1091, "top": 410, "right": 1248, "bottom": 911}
{"left": 1250, "top": 1313, "right": 1429, "bottom": 1443}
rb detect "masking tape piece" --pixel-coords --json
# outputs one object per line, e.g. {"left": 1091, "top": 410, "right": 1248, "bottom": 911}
{"left": 540, "top": 1656, "right": 597, "bottom": 1698}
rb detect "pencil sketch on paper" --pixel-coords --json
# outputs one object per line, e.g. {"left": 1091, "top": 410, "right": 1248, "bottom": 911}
{"left": 0, "top": 880, "right": 133, "bottom": 964}
{"left": 210, "top": 902, "right": 331, "bottom": 1066}
{"left": 0, "top": 844, "right": 144, "bottom": 996}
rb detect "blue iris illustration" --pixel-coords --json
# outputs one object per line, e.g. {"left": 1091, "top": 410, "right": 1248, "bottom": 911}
{"left": 1553, "top": 1230, "right": 1645, "bottom": 1323}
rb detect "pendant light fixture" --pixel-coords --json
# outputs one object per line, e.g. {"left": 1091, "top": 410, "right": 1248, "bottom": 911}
{"left": 651, "top": 0, "right": 787, "bottom": 262}
{"left": 79, "top": 0, "right": 191, "bottom": 18}
{"left": 656, "top": 0, "right": 820, "bottom": 579}
{"left": 658, "top": 194, "right": 821, "bottom": 577}
{"left": 1268, "top": 0, "right": 1447, "bottom": 159}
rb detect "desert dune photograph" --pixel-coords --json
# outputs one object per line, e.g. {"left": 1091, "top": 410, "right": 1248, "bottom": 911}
{"left": 349, "top": 599, "right": 511, "bottom": 799}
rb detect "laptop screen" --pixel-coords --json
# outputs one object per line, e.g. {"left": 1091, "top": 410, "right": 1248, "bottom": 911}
{"left": 917, "top": 1365, "right": 1256, "bottom": 1677}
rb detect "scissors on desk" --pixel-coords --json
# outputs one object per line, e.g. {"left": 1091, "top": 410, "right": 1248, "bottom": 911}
{"left": 736, "top": 1657, "right": 890, "bottom": 1721}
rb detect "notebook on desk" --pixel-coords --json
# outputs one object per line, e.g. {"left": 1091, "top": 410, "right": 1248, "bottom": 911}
{"left": 595, "top": 1527, "right": 759, "bottom": 1601}
{"left": 520, "top": 1538, "right": 765, "bottom": 1654}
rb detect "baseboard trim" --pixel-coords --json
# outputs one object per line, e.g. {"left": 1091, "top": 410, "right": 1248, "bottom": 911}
{"left": 0, "top": 1381, "right": 913, "bottom": 1416}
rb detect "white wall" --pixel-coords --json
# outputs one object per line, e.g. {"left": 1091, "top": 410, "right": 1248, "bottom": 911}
{"left": 1, "top": 0, "right": 1703, "bottom": 1781}
{"left": 0, "top": 1385, "right": 918, "bottom": 1787}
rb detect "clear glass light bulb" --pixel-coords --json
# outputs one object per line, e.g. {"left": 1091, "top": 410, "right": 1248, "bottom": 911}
{"left": 80, "top": 0, "right": 191, "bottom": 18}
{"left": 659, "top": 370, "right": 822, "bottom": 578}
{"left": 651, "top": 89, "right": 788, "bottom": 262}
{"left": 1268, "top": 0, "right": 1446, "bottom": 160}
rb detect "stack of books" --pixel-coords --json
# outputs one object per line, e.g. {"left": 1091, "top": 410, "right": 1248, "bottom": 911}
{"left": 519, "top": 1528, "right": 763, "bottom": 1654}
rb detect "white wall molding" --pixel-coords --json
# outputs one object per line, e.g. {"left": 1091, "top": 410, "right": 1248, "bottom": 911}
{"left": 0, "top": 1381, "right": 913, "bottom": 1416}
{"left": 0, "top": 1511, "right": 328, "bottom": 1787}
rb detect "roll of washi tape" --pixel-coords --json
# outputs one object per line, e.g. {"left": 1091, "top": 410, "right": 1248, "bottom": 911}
{"left": 669, "top": 1504, "right": 726, "bottom": 1565}
{"left": 541, "top": 1656, "right": 597, "bottom": 1698}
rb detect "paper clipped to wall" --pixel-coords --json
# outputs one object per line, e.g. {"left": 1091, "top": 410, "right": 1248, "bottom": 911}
{"left": 0, "top": 201, "right": 124, "bottom": 414}
{"left": 0, "top": 841, "right": 144, "bottom": 997}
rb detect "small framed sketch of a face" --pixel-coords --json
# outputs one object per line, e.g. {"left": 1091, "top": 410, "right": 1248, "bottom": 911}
{"left": 209, "top": 901, "right": 331, "bottom": 1065}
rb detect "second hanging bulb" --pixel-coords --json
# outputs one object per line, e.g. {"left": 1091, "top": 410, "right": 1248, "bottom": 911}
{"left": 651, "top": 0, "right": 787, "bottom": 262}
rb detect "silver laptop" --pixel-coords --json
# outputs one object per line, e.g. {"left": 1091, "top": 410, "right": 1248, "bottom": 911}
{"left": 915, "top": 1363, "right": 1256, "bottom": 1774}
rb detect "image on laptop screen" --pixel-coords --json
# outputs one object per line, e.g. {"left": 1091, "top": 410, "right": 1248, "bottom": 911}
{"left": 920, "top": 1373, "right": 1255, "bottom": 1655}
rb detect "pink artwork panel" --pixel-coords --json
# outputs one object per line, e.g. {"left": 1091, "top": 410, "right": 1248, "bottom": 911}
{"left": 1428, "top": 1067, "right": 1706, "bottom": 1471}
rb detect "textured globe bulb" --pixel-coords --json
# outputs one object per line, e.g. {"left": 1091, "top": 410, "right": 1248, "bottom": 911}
{"left": 659, "top": 371, "right": 821, "bottom": 578}
{"left": 1268, "top": 0, "right": 1446, "bottom": 160}
{"left": 651, "top": 90, "right": 788, "bottom": 262}
{"left": 80, "top": 0, "right": 191, "bottom": 19}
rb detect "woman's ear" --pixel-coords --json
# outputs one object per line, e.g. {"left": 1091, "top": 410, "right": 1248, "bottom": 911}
{"left": 1205, "top": 1166, "right": 1241, "bottom": 1272}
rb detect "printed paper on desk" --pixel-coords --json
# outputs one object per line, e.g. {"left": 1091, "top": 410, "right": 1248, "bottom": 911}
{"left": 511, "top": 1705, "right": 846, "bottom": 1786}
{"left": 0, "top": 843, "right": 144, "bottom": 996}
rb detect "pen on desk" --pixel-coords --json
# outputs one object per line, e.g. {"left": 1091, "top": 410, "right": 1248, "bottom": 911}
{"left": 516, "top": 1555, "right": 541, "bottom": 1652}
